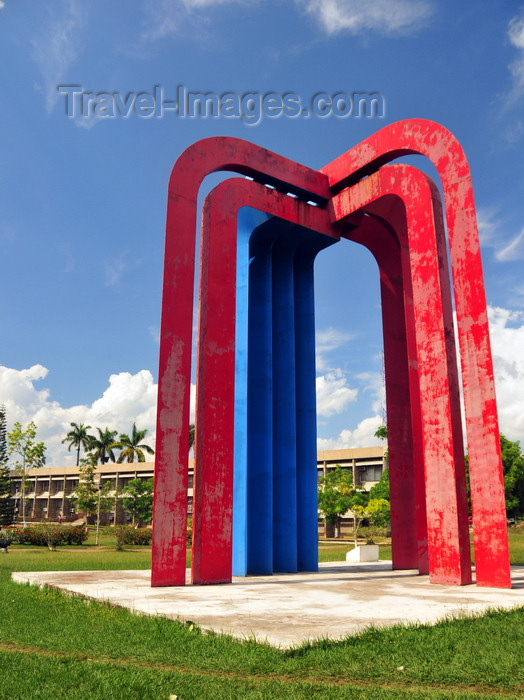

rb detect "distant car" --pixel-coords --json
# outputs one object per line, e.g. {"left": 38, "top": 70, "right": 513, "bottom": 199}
{"left": 468, "top": 516, "right": 473, "bottom": 527}
{"left": 507, "top": 518, "right": 516, "bottom": 527}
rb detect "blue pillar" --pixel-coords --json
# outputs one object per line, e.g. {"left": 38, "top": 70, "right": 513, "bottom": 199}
{"left": 294, "top": 230, "right": 336, "bottom": 571}
{"left": 234, "top": 212, "right": 336, "bottom": 576}
{"left": 246, "top": 220, "right": 276, "bottom": 574}
{"left": 272, "top": 226, "right": 299, "bottom": 572}
{"left": 232, "top": 207, "right": 270, "bottom": 577}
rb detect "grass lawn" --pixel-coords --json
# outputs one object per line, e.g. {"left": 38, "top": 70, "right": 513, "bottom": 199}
{"left": 0, "top": 529, "right": 523, "bottom": 699}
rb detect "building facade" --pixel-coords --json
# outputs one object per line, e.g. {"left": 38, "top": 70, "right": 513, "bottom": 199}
{"left": 8, "top": 446, "right": 386, "bottom": 525}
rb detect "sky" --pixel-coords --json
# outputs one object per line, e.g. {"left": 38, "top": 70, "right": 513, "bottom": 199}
{"left": 2, "top": 0, "right": 524, "bottom": 466}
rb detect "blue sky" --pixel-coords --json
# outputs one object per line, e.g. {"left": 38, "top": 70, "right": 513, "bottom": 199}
{"left": 2, "top": 0, "right": 524, "bottom": 465}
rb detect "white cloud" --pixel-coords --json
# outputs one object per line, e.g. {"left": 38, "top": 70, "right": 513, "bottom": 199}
{"left": 142, "top": 0, "right": 251, "bottom": 40}
{"left": 495, "top": 227, "right": 524, "bottom": 262}
{"left": 476, "top": 207, "right": 524, "bottom": 262}
{"left": 488, "top": 305, "right": 524, "bottom": 442}
{"left": 507, "top": 8, "right": 524, "bottom": 103}
{"left": 104, "top": 250, "right": 143, "bottom": 286}
{"left": 477, "top": 207, "right": 499, "bottom": 247}
{"left": 315, "top": 327, "right": 354, "bottom": 371}
{"left": 182, "top": 0, "right": 250, "bottom": 7}
{"left": 0, "top": 364, "right": 197, "bottom": 467}
{"left": 316, "top": 327, "right": 353, "bottom": 354}
{"left": 142, "top": 0, "right": 184, "bottom": 40}
{"left": 104, "top": 257, "right": 128, "bottom": 286}
{"left": 297, "top": 0, "right": 434, "bottom": 36}
{"left": 317, "top": 415, "right": 383, "bottom": 450}
{"left": 316, "top": 369, "right": 358, "bottom": 417}
{"left": 356, "top": 370, "right": 385, "bottom": 414}
{"left": 8, "top": 302, "right": 524, "bottom": 472}
{"left": 31, "top": 0, "right": 86, "bottom": 113}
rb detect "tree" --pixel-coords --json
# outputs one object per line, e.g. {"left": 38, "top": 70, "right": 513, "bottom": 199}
{"left": 374, "top": 423, "right": 389, "bottom": 462}
{"left": 351, "top": 498, "right": 391, "bottom": 545}
{"left": 120, "top": 477, "right": 154, "bottom": 526}
{"left": 7, "top": 421, "right": 46, "bottom": 526}
{"left": 189, "top": 424, "right": 195, "bottom": 452}
{"left": 68, "top": 458, "right": 113, "bottom": 529}
{"left": 87, "top": 427, "right": 118, "bottom": 464}
{"left": 113, "top": 423, "right": 154, "bottom": 463}
{"left": 374, "top": 424, "right": 388, "bottom": 441}
{"left": 369, "top": 466, "right": 390, "bottom": 501}
{"left": 62, "top": 422, "right": 92, "bottom": 466}
{"left": 500, "top": 434, "right": 524, "bottom": 519}
{"left": 317, "top": 466, "right": 356, "bottom": 538}
{"left": 0, "top": 406, "right": 15, "bottom": 527}
{"left": 366, "top": 498, "right": 391, "bottom": 528}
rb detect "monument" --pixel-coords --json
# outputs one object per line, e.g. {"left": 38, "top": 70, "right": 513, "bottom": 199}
{"left": 151, "top": 119, "right": 511, "bottom": 589}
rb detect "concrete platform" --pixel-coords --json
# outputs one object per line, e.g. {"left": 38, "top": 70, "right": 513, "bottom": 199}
{"left": 12, "top": 562, "right": 524, "bottom": 648}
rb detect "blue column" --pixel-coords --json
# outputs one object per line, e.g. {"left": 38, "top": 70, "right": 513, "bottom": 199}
{"left": 232, "top": 207, "right": 270, "bottom": 577}
{"left": 245, "top": 220, "right": 279, "bottom": 574}
{"left": 234, "top": 211, "right": 336, "bottom": 576}
{"left": 272, "top": 225, "right": 299, "bottom": 572}
{"left": 294, "top": 230, "right": 337, "bottom": 571}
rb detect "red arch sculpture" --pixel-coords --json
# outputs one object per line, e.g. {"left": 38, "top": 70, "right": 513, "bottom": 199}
{"left": 152, "top": 120, "right": 511, "bottom": 589}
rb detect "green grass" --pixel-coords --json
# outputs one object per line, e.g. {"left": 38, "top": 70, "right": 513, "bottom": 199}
{"left": 508, "top": 527, "right": 524, "bottom": 565}
{"left": 0, "top": 530, "right": 523, "bottom": 698}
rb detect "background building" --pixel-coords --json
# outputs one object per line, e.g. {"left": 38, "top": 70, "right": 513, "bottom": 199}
{"left": 8, "top": 446, "right": 387, "bottom": 525}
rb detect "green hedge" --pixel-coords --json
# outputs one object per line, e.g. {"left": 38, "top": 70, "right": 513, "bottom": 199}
{"left": 114, "top": 526, "right": 152, "bottom": 546}
{"left": 11, "top": 524, "right": 89, "bottom": 546}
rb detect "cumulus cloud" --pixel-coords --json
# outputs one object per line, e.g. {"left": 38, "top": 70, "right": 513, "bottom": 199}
{"left": 488, "top": 305, "right": 524, "bottom": 441}
{"left": 355, "top": 370, "right": 385, "bottom": 414}
{"left": 0, "top": 365, "right": 158, "bottom": 466}
{"left": 0, "top": 365, "right": 198, "bottom": 467}
{"left": 31, "top": 0, "right": 86, "bottom": 113}
{"left": 2, "top": 362, "right": 355, "bottom": 464}
{"left": 297, "top": 0, "right": 434, "bottom": 36}
{"left": 317, "top": 415, "right": 383, "bottom": 450}
{"left": 8, "top": 302, "right": 524, "bottom": 472}
{"left": 315, "top": 327, "right": 354, "bottom": 371}
{"left": 316, "top": 369, "right": 358, "bottom": 417}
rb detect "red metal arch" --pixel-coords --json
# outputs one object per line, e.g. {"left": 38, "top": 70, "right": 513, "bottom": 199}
{"left": 152, "top": 122, "right": 511, "bottom": 589}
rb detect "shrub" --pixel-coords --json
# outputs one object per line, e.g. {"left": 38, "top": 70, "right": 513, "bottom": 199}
{"left": 11, "top": 524, "right": 88, "bottom": 546}
{"left": 0, "top": 528, "right": 14, "bottom": 544}
{"left": 114, "top": 526, "right": 152, "bottom": 548}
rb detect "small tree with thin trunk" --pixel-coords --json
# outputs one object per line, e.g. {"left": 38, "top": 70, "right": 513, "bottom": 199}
{"left": 0, "top": 406, "right": 15, "bottom": 527}
{"left": 351, "top": 498, "right": 391, "bottom": 546}
{"left": 68, "top": 456, "right": 113, "bottom": 529}
{"left": 7, "top": 421, "right": 46, "bottom": 526}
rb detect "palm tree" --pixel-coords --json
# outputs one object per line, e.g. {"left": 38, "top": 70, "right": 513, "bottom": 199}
{"left": 87, "top": 427, "right": 118, "bottom": 464}
{"left": 62, "top": 422, "right": 92, "bottom": 466}
{"left": 189, "top": 424, "right": 195, "bottom": 452}
{"left": 113, "top": 423, "right": 155, "bottom": 463}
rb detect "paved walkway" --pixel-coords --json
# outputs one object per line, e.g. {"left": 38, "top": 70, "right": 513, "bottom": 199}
{"left": 13, "top": 562, "right": 524, "bottom": 648}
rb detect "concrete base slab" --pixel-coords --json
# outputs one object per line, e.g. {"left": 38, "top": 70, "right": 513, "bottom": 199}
{"left": 12, "top": 562, "right": 524, "bottom": 649}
